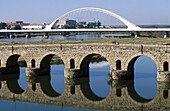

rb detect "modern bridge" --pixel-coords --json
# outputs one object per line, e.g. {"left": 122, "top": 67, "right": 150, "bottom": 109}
{"left": 0, "top": 7, "right": 170, "bottom": 38}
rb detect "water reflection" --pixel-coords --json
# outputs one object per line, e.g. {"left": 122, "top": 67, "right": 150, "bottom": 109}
{"left": 50, "top": 65, "right": 65, "bottom": 94}
{"left": 134, "top": 56, "right": 157, "bottom": 99}
{"left": 0, "top": 55, "right": 162, "bottom": 110}
{"left": 0, "top": 75, "right": 169, "bottom": 110}
{"left": 89, "top": 61, "right": 110, "bottom": 98}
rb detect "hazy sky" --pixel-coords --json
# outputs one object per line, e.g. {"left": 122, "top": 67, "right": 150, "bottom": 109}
{"left": 0, "top": 0, "right": 170, "bottom": 25}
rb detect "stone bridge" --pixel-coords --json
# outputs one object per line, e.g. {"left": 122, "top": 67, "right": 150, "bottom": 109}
{"left": 0, "top": 43, "right": 169, "bottom": 81}
{"left": 0, "top": 75, "right": 170, "bottom": 110}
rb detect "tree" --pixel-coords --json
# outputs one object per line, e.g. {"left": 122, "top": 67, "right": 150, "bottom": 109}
{"left": 0, "top": 22, "right": 7, "bottom": 29}
{"left": 96, "top": 20, "right": 101, "bottom": 28}
{"left": 13, "top": 25, "right": 21, "bottom": 30}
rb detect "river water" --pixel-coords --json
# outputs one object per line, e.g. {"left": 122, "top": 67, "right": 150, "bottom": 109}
{"left": 0, "top": 34, "right": 130, "bottom": 42}
{"left": 0, "top": 35, "right": 162, "bottom": 111}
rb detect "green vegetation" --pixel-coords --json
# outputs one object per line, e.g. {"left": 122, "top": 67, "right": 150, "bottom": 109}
{"left": 0, "top": 38, "right": 169, "bottom": 46}
{"left": 50, "top": 59, "right": 64, "bottom": 65}
{"left": 90, "top": 55, "right": 107, "bottom": 63}
{"left": 111, "top": 40, "right": 117, "bottom": 44}
{"left": 0, "top": 22, "right": 7, "bottom": 29}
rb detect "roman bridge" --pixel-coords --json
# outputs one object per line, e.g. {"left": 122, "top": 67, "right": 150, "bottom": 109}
{"left": 0, "top": 75, "right": 170, "bottom": 110}
{"left": 0, "top": 43, "right": 169, "bottom": 81}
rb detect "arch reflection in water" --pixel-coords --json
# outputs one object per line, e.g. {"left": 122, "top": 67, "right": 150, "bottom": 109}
{"left": 6, "top": 55, "right": 28, "bottom": 91}
{"left": 80, "top": 54, "right": 111, "bottom": 98}
{"left": 0, "top": 74, "right": 24, "bottom": 94}
{"left": 50, "top": 65, "right": 65, "bottom": 94}
{"left": 40, "top": 54, "right": 65, "bottom": 94}
{"left": 0, "top": 77, "right": 170, "bottom": 110}
{"left": 133, "top": 56, "right": 157, "bottom": 99}
{"left": 27, "top": 75, "right": 61, "bottom": 97}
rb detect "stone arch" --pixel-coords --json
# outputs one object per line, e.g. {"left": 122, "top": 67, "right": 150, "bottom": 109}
{"left": 37, "top": 53, "right": 66, "bottom": 68}
{"left": 125, "top": 53, "right": 159, "bottom": 71}
{"left": 163, "top": 61, "right": 169, "bottom": 71}
{"left": 79, "top": 53, "right": 111, "bottom": 77}
{"left": 78, "top": 52, "right": 112, "bottom": 69}
{"left": 116, "top": 60, "right": 121, "bottom": 70}
{"left": 124, "top": 53, "right": 158, "bottom": 79}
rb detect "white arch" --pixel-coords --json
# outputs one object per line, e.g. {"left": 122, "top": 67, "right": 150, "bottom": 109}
{"left": 45, "top": 7, "right": 141, "bottom": 30}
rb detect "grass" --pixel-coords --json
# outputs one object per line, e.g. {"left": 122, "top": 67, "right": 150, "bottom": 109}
{"left": 0, "top": 37, "right": 169, "bottom": 46}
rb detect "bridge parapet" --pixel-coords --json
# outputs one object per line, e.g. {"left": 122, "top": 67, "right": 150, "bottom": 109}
{"left": 0, "top": 43, "right": 169, "bottom": 81}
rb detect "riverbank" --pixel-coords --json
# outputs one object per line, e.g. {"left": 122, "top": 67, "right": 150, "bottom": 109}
{"left": 0, "top": 37, "right": 169, "bottom": 46}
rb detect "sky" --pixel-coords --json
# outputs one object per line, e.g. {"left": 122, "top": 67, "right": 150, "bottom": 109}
{"left": 0, "top": 0, "right": 170, "bottom": 25}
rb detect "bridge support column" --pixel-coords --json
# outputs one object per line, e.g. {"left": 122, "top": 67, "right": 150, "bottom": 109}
{"left": 9, "top": 33, "right": 15, "bottom": 38}
{"left": 26, "top": 68, "right": 50, "bottom": 77}
{"left": 158, "top": 71, "right": 170, "bottom": 82}
{"left": 26, "top": 33, "right": 31, "bottom": 38}
{"left": 44, "top": 32, "right": 49, "bottom": 39}
{"left": 164, "top": 32, "right": 169, "bottom": 38}
{"left": 64, "top": 68, "right": 81, "bottom": 78}
{"left": 135, "top": 32, "right": 140, "bottom": 38}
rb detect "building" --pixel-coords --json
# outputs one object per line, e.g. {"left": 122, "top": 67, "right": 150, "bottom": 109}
{"left": 22, "top": 24, "right": 46, "bottom": 30}
{"left": 87, "top": 22, "right": 96, "bottom": 28}
{"left": 77, "top": 21, "right": 87, "bottom": 28}
{"left": 7, "top": 21, "right": 30, "bottom": 30}
{"left": 54, "top": 19, "right": 77, "bottom": 29}
{"left": 7, "top": 21, "right": 23, "bottom": 24}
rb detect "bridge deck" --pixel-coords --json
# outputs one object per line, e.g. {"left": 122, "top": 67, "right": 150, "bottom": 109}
{"left": 0, "top": 28, "right": 170, "bottom": 33}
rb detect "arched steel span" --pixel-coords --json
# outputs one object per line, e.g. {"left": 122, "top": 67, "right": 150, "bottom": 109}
{"left": 45, "top": 7, "right": 141, "bottom": 30}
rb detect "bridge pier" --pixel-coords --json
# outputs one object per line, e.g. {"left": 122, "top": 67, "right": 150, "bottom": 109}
{"left": 64, "top": 68, "right": 81, "bottom": 78}
{"left": 26, "top": 33, "right": 31, "bottom": 38}
{"left": 44, "top": 32, "right": 49, "bottom": 39}
{"left": 158, "top": 71, "right": 170, "bottom": 82}
{"left": 9, "top": 33, "right": 15, "bottom": 38}
{"left": 111, "top": 70, "right": 134, "bottom": 80}
{"left": 164, "top": 32, "right": 169, "bottom": 38}
{"left": 26, "top": 68, "right": 50, "bottom": 77}
{"left": 111, "top": 70, "right": 128, "bottom": 80}
{"left": 135, "top": 32, "right": 140, "bottom": 38}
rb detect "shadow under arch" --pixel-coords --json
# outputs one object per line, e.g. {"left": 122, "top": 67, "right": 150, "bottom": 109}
{"left": 5, "top": 54, "right": 28, "bottom": 94}
{"left": 111, "top": 80, "right": 153, "bottom": 103}
{"left": 28, "top": 75, "right": 61, "bottom": 97}
{"left": 127, "top": 80, "right": 153, "bottom": 103}
{"left": 126, "top": 55, "right": 157, "bottom": 103}
{"left": 40, "top": 54, "right": 65, "bottom": 75}
{"left": 127, "top": 55, "right": 158, "bottom": 79}
{"left": 6, "top": 55, "right": 21, "bottom": 74}
{"left": 78, "top": 77, "right": 105, "bottom": 101}
{"left": 39, "top": 54, "right": 65, "bottom": 96}
{"left": 80, "top": 53, "right": 110, "bottom": 77}
{"left": 40, "top": 54, "right": 54, "bottom": 71}
{"left": 0, "top": 74, "right": 25, "bottom": 94}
